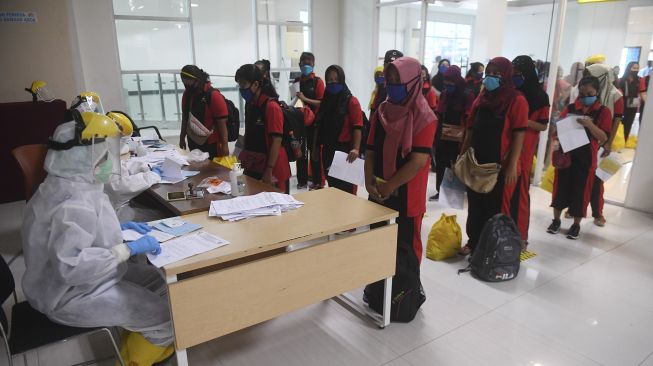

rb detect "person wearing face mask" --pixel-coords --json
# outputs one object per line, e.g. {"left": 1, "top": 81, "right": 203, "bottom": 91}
{"left": 311, "top": 65, "right": 363, "bottom": 194}
{"left": 365, "top": 56, "right": 437, "bottom": 264}
{"left": 369, "top": 65, "right": 386, "bottom": 115}
{"left": 465, "top": 62, "right": 485, "bottom": 99}
{"left": 429, "top": 65, "right": 473, "bottom": 201}
{"left": 511, "top": 55, "right": 551, "bottom": 250}
{"left": 583, "top": 63, "right": 624, "bottom": 227}
{"left": 617, "top": 62, "right": 645, "bottom": 143}
{"left": 179, "top": 65, "right": 230, "bottom": 159}
{"left": 421, "top": 65, "right": 438, "bottom": 110}
{"left": 21, "top": 109, "right": 174, "bottom": 365}
{"left": 547, "top": 76, "right": 612, "bottom": 240}
{"left": 293, "top": 52, "right": 325, "bottom": 189}
{"left": 236, "top": 64, "right": 291, "bottom": 193}
{"left": 458, "top": 57, "right": 528, "bottom": 256}
{"left": 431, "top": 59, "right": 451, "bottom": 95}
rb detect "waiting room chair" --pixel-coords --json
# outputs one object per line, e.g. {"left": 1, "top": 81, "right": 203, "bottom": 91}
{"left": 11, "top": 144, "right": 48, "bottom": 202}
{"left": 0, "top": 255, "right": 125, "bottom": 366}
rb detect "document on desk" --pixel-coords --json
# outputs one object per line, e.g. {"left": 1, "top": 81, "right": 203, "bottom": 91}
{"left": 147, "top": 231, "right": 229, "bottom": 268}
{"left": 209, "top": 192, "right": 304, "bottom": 221}
{"left": 327, "top": 151, "right": 365, "bottom": 187}
{"left": 122, "top": 228, "right": 176, "bottom": 243}
{"left": 556, "top": 114, "right": 589, "bottom": 153}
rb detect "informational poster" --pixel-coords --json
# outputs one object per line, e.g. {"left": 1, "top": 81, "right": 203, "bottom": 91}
{"left": 0, "top": 12, "right": 38, "bottom": 23}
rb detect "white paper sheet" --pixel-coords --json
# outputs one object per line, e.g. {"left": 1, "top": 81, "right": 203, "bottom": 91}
{"left": 162, "top": 157, "right": 183, "bottom": 179}
{"left": 208, "top": 192, "right": 304, "bottom": 221}
{"left": 289, "top": 82, "right": 300, "bottom": 106}
{"left": 439, "top": 186, "right": 465, "bottom": 210}
{"left": 595, "top": 147, "right": 623, "bottom": 182}
{"left": 121, "top": 229, "right": 176, "bottom": 243}
{"left": 327, "top": 151, "right": 365, "bottom": 187}
{"left": 556, "top": 114, "right": 590, "bottom": 153}
{"left": 147, "top": 231, "right": 229, "bottom": 268}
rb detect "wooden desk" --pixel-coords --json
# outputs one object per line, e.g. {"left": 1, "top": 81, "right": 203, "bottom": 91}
{"left": 146, "top": 160, "right": 278, "bottom": 216}
{"left": 164, "top": 188, "right": 398, "bottom": 365}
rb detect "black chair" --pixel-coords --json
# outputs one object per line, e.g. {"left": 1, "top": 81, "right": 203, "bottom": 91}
{"left": 110, "top": 110, "right": 166, "bottom": 141}
{"left": 0, "top": 256, "right": 125, "bottom": 365}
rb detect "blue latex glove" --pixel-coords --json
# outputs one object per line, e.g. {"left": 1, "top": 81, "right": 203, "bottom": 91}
{"left": 151, "top": 166, "right": 163, "bottom": 176}
{"left": 127, "top": 235, "right": 161, "bottom": 255}
{"left": 120, "top": 221, "right": 152, "bottom": 234}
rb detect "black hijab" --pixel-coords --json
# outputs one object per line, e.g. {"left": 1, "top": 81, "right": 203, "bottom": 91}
{"left": 618, "top": 61, "right": 640, "bottom": 99}
{"left": 316, "top": 65, "right": 352, "bottom": 147}
{"left": 466, "top": 62, "right": 484, "bottom": 79}
{"left": 431, "top": 59, "right": 450, "bottom": 92}
{"left": 512, "top": 55, "right": 550, "bottom": 114}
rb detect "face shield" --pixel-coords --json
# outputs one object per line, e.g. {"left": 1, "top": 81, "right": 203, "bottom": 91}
{"left": 31, "top": 81, "right": 55, "bottom": 101}
{"left": 71, "top": 92, "right": 105, "bottom": 115}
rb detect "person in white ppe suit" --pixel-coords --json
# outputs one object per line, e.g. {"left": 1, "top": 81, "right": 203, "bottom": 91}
{"left": 21, "top": 107, "right": 175, "bottom": 365}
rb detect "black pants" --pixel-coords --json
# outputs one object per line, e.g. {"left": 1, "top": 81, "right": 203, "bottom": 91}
{"left": 552, "top": 164, "right": 593, "bottom": 218}
{"left": 466, "top": 176, "right": 509, "bottom": 252}
{"left": 590, "top": 176, "right": 604, "bottom": 219}
{"left": 188, "top": 138, "right": 218, "bottom": 159}
{"left": 435, "top": 140, "right": 459, "bottom": 193}
{"left": 296, "top": 156, "right": 308, "bottom": 186}
{"left": 623, "top": 107, "right": 638, "bottom": 142}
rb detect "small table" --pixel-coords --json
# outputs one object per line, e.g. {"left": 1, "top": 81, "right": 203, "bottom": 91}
{"left": 163, "top": 188, "right": 398, "bottom": 365}
{"left": 146, "top": 160, "right": 278, "bottom": 216}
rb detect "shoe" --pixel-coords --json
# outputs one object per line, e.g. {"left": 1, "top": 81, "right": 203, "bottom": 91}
{"left": 297, "top": 184, "right": 307, "bottom": 190}
{"left": 521, "top": 240, "right": 528, "bottom": 253}
{"left": 593, "top": 216, "right": 606, "bottom": 227}
{"left": 566, "top": 224, "right": 580, "bottom": 240}
{"left": 547, "top": 219, "right": 561, "bottom": 234}
{"left": 564, "top": 211, "right": 572, "bottom": 219}
{"left": 309, "top": 184, "right": 323, "bottom": 191}
{"left": 429, "top": 193, "right": 439, "bottom": 201}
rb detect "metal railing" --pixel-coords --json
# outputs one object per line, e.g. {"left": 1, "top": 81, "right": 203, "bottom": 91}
{"left": 120, "top": 71, "right": 245, "bottom": 130}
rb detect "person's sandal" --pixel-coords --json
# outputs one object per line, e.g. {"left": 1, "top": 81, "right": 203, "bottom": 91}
{"left": 458, "top": 244, "right": 472, "bottom": 256}
{"left": 594, "top": 216, "right": 606, "bottom": 227}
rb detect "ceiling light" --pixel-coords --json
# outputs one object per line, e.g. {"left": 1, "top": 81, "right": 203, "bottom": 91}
{"left": 191, "top": 3, "right": 199, "bottom": 7}
{"left": 152, "top": 27, "right": 159, "bottom": 31}
{"left": 137, "top": 5, "right": 144, "bottom": 9}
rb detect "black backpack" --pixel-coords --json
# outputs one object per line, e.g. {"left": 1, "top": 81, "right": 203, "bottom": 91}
{"left": 204, "top": 87, "right": 240, "bottom": 142}
{"left": 278, "top": 101, "right": 307, "bottom": 163}
{"left": 459, "top": 214, "right": 521, "bottom": 282}
{"left": 363, "top": 225, "right": 426, "bottom": 323}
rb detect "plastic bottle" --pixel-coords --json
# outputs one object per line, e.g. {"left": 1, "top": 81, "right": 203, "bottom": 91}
{"left": 229, "top": 162, "right": 244, "bottom": 197}
{"left": 289, "top": 131, "right": 303, "bottom": 159}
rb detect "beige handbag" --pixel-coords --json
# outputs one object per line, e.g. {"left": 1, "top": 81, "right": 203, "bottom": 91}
{"left": 453, "top": 147, "right": 501, "bottom": 194}
{"left": 186, "top": 112, "right": 212, "bottom": 145}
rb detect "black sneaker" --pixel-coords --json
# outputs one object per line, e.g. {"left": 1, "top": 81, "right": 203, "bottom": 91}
{"left": 297, "top": 184, "right": 307, "bottom": 190}
{"left": 547, "top": 219, "right": 561, "bottom": 234}
{"left": 567, "top": 224, "right": 580, "bottom": 240}
{"left": 429, "top": 193, "right": 439, "bottom": 201}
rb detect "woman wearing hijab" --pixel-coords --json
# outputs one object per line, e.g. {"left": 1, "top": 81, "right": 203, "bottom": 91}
{"left": 512, "top": 55, "right": 551, "bottom": 249}
{"left": 465, "top": 62, "right": 485, "bottom": 98}
{"left": 235, "top": 64, "right": 291, "bottom": 193}
{"left": 430, "top": 59, "right": 451, "bottom": 95}
{"left": 365, "top": 56, "right": 437, "bottom": 263}
{"left": 547, "top": 76, "right": 611, "bottom": 239}
{"left": 567, "top": 62, "right": 585, "bottom": 104}
{"left": 421, "top": 65, "right": 438, "bottom": 110}
{"left": 312, "top": 65, "right": 363, "bottom": 193}
{"left": 617, "top": 61, "right": 645, "bottom": 142}
{"left": 584, "top": 63, "right": 624, "bottom": 227}
{"left": 430, "top": 65, "right": 472, "bottom": 201}
{"left": 369, "top": 65, "right": 386, "bottom": 115}
{"left": 458, "top": 57, "right": 528, "bottom": 256}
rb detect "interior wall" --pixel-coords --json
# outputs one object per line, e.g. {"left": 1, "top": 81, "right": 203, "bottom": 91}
{"left": 0, "top": 0, "right": 79, "bottom": 103}
{"left": 312, "top": 0, "right": 341, "bottom": 80}
{"left": 624, "top": 88, "right": 653, "bottom": 213}
{"left": 503, "top": 5, "right": 556, "bottom": 63}
{"left": 625, "top": 33, "right": 653, "bottom": 68}
{"left": 470, "top": 0, "right": 506, "bottom": 64}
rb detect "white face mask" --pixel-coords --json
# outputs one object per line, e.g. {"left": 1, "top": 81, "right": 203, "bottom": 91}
{"left": 94, "top": 156, "right": 113, "bottom": 183}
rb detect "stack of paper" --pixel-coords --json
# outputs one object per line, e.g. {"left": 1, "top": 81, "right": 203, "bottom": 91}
{"left": 208, "top": 192, "right": 304, "bottom": 221}
{"left": 122, "top": 228, "right": 176, "bottom": 243}
{"left": 146, "top": 231, "right": 229, "bottom": 267}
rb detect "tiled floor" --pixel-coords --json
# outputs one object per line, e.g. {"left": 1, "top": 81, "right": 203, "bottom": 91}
{"left": 1, "top": 170, "right": 652, "bottom": 366}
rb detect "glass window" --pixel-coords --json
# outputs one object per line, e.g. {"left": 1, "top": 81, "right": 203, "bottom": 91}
{"left": 115, "top": 20, "right": 192, "bottom": 70}
{"left": 258, "top": 24, "right": 310, "bottom": 69}
{"left": 424, "top": 21, "right": 471, "bottom": 68}
{"left": 113, "top": 0, "right": 188, "bottom": 17}
{"left": 257, "top": 0, "right": 309, "bottom": 23}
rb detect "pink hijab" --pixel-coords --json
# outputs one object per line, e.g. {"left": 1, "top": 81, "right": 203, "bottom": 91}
{"left": 378, "top": 57, "right": 437, "bottom": 179}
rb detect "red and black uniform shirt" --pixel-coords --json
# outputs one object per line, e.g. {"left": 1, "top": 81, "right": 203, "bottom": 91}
{"left": 181, "top": 82, "right": 229, "bottom": 144}
{"left": 521, "top": 106, "right": 550, "bottom": 175}
{"left": 294, "top": 73, "right": 324, "bottom": 113}
{"left": 557, "top": 100, "right": 612, "bottom": 170}
{"left": 422, "top": 83, "right": 438, "bottom": 110}
{"left": 366, "top": 114, "right": 436, "bottom": 217}
{"left": 337, "top": 96, "right": 364, "bottom": 143}
{"left": 244, "top": 94, "right": 291, "bottom": 183}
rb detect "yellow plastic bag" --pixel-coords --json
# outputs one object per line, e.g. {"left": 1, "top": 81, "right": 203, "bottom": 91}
{"left": 611, "top": 123, "right": 625, "bottom": 152}
{"left": 426, "top": 214, "right": 462, "bottom": 261}
{"left": 540, "top": 164, "right": 555, "bottom": 193}
{"left": 213, "top": 155, "right": 238, "bottom": 170}
{"left": 626, "top": 134, "right": 637, "bottom": 149}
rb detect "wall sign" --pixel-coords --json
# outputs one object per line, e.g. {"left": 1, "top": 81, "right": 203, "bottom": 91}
{"left": 0, "top": 12, "right": 38, "bottom": 23}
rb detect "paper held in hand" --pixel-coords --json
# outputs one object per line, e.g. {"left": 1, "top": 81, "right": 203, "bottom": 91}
{"left": 556, "top": 114, "right": 590, "bottom": 153}
{"left": 327, "top": 151, "right": 365, "bottom": 187}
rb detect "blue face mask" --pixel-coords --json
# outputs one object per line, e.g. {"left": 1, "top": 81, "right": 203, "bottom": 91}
{"left": 375, "top": 76, "right": 385, "bottom": 86}
{"left": 326, "top": 83, "right": 344, "bottom": 95}
{"left": 386, "top": 84, "right": 408, "bottom": 104}
{"left": 240, "top": 87, "right": 255, "bottom": 103}
{"left": 439, "top": 65, "right": 449, "bottom": 74}
{"left": 474, "top": 72, "right": 483, "bottom": 80}
{"left": 512, "top": 75, "right": 525, "bottom": 88}
{"left": 483, "top": 75, "right": 501, "bottom": 91}
{"left": 445, "top": 84, "right": 456, "bottom": 94}
{"left": 580, "top": 95, "right": 597, "bottom": 106}
{"left": 301, "top": 65, "right": 313, "bottom": 76}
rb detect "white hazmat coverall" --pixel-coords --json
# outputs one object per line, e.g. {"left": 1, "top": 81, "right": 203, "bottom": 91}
{"left": 105, "top": 155, "right": 163, "bottom": 222}
{"left": 21, "top": 121, "right": 173, "bottom": 346}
